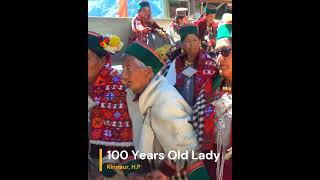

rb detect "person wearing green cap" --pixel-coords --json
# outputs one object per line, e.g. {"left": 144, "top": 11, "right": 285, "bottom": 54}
{"left": 186, "top": 13, "right": 232, "bottom": 180}
{"left": 208, "top": 13, "right": 232, "bottom": 180}
{"left": 88, "top": 31, "right": 134, "bottom": 180}
{"left": 194, "top": 3, "right": 219, "bottom": 50}
{"left": 128, "top": 0, "right": 166, "bottom": 44}
{"left": 121, "top": 41, "right": 210, "bottom": 180}
{"left": 163, "top": 24, "right": 228, "bottom": 180}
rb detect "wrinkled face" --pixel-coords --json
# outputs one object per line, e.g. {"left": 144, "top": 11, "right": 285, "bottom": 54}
{"left": 205, "top": 14, "right": 216, "bottom": 24}
{"left": 183, "top": 34, "right": 201, "bottom": 57}
{"left": 88, "top": 49, "right": 105, "bottom": 84}
{"left": 177, "top": 16, "right": 189, "bottom": 26}
{"left": 215, "top": 38, "right": 232, "bottom": 80}
{"left": 121, "top": 55, "right": 153, "bottom": 94}
{"left": 139, "top": 7, "right": 151, "bottom": 21}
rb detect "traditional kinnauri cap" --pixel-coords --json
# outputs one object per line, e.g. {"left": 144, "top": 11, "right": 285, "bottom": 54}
{"left": 178, "top": 24, "right": 199, "bottom": 42}
{"left": 138, "top": 0, "right": 150, "bottom": 11}
{"left": 88, "top": 31, "right": 124, "bottom": 57}
{"left": 217, "top": 13, "right": 232, "bottom": 40}
{"left": 205, "top": 3, "right": 217, "bottom": 15}
{"left": 124, "top": 41, "right": 163, "bottom": 74}
{"left": 176, "top": 7, "right": 188, "bottom": 17}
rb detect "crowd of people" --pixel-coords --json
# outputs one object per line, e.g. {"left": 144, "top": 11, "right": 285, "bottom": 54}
{"left": 88, "top": 1, "right": 232, "bottom": 180}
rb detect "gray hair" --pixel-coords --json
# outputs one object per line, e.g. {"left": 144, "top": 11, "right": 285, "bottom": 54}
{"left": 121, "top": 53, "right": 146, "bottom": 68}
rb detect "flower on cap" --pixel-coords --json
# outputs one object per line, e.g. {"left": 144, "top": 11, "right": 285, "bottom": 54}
{"left": 98, "top": 34, "right": 123, "bottom": 54}
{"left": 100, "top": 42, "right": 107, "bottom": 48}
{"left": 103, "top": 38, "right": 109, "bottom": 44}
{"left": 109, "top": 35, "right": 121, "bottom": 47}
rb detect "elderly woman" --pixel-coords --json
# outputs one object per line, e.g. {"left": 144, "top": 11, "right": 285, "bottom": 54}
{"left": 121, "top": 41, "right": 210, "bottom": 180}
{"left": 88, "top": 31, "right": 134, "bottom": 180}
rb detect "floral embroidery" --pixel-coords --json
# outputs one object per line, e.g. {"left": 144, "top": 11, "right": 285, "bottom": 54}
{"left": 94, "top": 97, "right": 101, "bottom": 105}
{"left": 106, "top": 92, "right": 115, "bottom": 101}
{"left": 104, "top": 129, "right": 112, "bottom": 137}
{"left": 114, "top": 111, "right": 121, "bottom": 119}
{"left": 89, "top": 61, "right": 133, "bottom": 146}
{"left": 112, "top": 76, "right": 120, "bottom": 83}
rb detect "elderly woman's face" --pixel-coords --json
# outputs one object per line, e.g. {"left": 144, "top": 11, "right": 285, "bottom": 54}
{"left": 215, "top": 38, "right": 232, "bottom": 80}
{"left": 183, "top": 34, "right": 201, "bottom": 57}
{"left": 139, "top": 7, "right": 151, "bottom": 21}
{"left": 88, "top": 49, "right": 105, "bottom": 84}
{"left": 121, "top": 55, "right": 153, "bottom": 94}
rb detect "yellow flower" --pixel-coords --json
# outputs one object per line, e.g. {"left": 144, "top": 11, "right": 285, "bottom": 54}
{"left": 109, "top": 35, "right": 121, "bottom": 47}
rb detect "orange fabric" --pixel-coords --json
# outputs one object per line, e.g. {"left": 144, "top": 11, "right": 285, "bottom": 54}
{"left": 117, "top": 0, "right": 128, "bottom": 17}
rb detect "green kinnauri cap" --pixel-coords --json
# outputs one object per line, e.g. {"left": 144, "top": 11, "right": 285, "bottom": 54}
{"left": 124, "top": 41, "right": 163, "bottom": 74}
{"left": 138, "top": 1, "right": 150, "bottom": 11}
{"left": 216, "top": 13, "right": 232, "bottom": 40}
{"left": 88, "top": 31, "right": 107, "bottom": 58}
{"left": 178, "top": 24, "right": 199, "bottom": 42}
{"left": 205, "top": 3, "right": 217, "bottom": 15}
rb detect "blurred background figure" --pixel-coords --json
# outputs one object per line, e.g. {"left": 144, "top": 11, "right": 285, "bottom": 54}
{"left": 194, "top": 3, "right": 219, "bottom": 51}
{"left": 167, "top": 7, "right": 189, "bottom": 43}
{"left": 128, "top": 0, "right": 165, "bottom": 44}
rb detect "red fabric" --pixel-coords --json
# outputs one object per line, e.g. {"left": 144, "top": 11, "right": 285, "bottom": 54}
{"left": 203, "top": 88, "right": 232, "bottom": 180}
{"left": 204, "top": 156, "right": 232, "bottom": 180}
{"left": 128, "top": 15, "right": 161, "bottom": 44}
{"left": 175, "top": 49, "right": 219, "bottom": 151}
{"left": 203, "top": 146, "right": 232, "bottom": 180}
{"left": 159, "top": 159, "right": 206, "bottom": 178}
{"left": 159, "top": 160, "right": 178, "bottom": 177}
{"left": 193, "top": 17, "right": 218, "bottom": 42}
{"left": 193, "top": 17, "right": 207, "bottom": 40}
{"left": 89, "top": 61, "right": 133, "bottom": 146}
{"left": 105, "top": 53, "right": 111, "bottom": 66}
{"left": 229, "top": 126, "right": 232, "bottom": 146}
